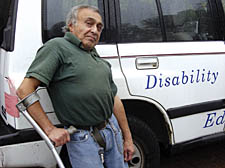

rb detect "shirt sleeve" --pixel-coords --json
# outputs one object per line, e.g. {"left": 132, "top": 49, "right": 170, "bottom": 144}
{"left": 100, "top": 58, "right": 118, "bottom": 97}
{"left": 111, "top": 80, "right": 118, "bottom": 97}
{"left": 25, "top": 42, "right": 61, "bottom": 87}
{"left": 108, "top": 63, "right": 118, "bottom": 97}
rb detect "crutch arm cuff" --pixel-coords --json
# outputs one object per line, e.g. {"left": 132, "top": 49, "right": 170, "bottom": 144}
{"left": 16, "top": 91, "right": 40, "bottom": 111}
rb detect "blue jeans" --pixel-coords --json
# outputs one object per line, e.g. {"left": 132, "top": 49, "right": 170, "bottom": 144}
{"left": 66, "top": 114, "right": 128, "bottom": 168}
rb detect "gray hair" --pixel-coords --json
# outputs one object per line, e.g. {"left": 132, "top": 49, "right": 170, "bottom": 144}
{"left": 62, "top": 5, "right": 101, "bottom": 32}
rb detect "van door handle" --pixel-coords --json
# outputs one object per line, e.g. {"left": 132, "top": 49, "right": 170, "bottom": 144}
{"left": 135, "top": 57, "right": 159, "bottom": 69}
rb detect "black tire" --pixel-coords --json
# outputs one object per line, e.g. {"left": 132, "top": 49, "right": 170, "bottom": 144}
{"left": 127, "top": 115, "right": 160, "bottom": 168}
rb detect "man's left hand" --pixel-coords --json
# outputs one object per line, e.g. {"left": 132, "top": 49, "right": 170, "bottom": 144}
{"left": 124, "top": 139, "right": 134, "bottom": 161}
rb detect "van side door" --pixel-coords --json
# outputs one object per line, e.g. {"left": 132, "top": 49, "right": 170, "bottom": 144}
{"left": 0, "top": 0, "right": 18, "bottom": 123}
{"left": 116, "top": 0, "right": 225, "bottom": 143}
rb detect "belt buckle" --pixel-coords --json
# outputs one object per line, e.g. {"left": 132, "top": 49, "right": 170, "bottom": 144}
{"left": 96, "top": 120, "right": 107, "bottom": 130}
{"left": 102, "top": 121, "right": 107, "bottom": 130}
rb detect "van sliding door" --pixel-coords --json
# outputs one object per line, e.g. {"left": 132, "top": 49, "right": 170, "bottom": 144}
{"left": 116, "top": 0, "right": 225, "bottom": 143}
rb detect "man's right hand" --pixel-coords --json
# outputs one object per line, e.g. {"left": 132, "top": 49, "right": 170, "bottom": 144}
{"left": 47, "top": 127, "right": 70, "bottom": 147}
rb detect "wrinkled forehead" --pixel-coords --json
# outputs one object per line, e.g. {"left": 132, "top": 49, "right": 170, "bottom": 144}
{"left": 77, "top": 8, "right": 103, "bottom": 24}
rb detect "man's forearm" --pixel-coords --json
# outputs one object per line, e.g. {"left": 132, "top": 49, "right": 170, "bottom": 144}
{"left": 16, "top": 78, "right": 55, "bottom": 135}
{"left": 113, "top": 96, "right": 132, "bottom": 141}
{"left": 17, "top": 78, "right": 70, "bottom": 146}
{"left": 26, "top": 101, "right": 55, "bottom": 134}
{"left": 113, "top": 95, "right": 134, "bottom": 161}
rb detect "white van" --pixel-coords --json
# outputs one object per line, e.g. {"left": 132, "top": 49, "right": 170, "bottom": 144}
{"left": 0, "top": 0, "right": 225, "bottom": 167}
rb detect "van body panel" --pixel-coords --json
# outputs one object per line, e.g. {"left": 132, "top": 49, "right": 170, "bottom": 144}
{"left": 0, "top": 141, "right": 60, "bottom": 167}
{"left": 171, "top": 108, "right": 225, "bottom": 143}
{"left": 96, "top": 44, "right": 131, "bottom": 98}
{"left": 5, "top": 0, "right": 61, "bottom": 129}
{"left": 0, "top": 0, "right": 225, "bottom": 167}
{"left": 118, "top": 41, "right": 225, "bottom": 143}
{"left": 9, "top": 0, "right": 42, "bottom": 88}
{"left": 118, "top": 41, "right": 225, "bottom": 109}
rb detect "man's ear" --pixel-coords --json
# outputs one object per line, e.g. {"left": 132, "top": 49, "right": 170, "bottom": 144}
{"left": 68, "top": 23, "right": 74, "bottom": 32}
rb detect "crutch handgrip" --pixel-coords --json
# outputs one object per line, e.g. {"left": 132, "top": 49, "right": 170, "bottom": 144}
{"left": 67, "top": 126, "right": 78, "bottom": 134}
{"left": 51, "top": 126, "right": 78, "bottom": 146}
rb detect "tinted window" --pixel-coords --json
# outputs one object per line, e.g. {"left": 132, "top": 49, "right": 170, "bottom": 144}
{"left": 222, "top": 0, "right": 225, "bottom": 15}
{"left": 119, "top": 0, "right": 162, "bottom": 42}
{"left": 0, "top": 0, "right": 17, "bottom": 51}
{"left": 0, "top": 1, "right": 10, "bottom": 46}
{"left": 42, "top": 0, "right": 105, "bottom": 43}
{"left": 119, "top": 0, "right": 221, "bottom": 43}
{"left": 160, "top": 0, "right": 219, "bottom": 41}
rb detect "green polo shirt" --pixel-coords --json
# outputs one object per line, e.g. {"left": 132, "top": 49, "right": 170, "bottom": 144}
{"left": 26, "top": 32, "right": 117, "bottom": 126}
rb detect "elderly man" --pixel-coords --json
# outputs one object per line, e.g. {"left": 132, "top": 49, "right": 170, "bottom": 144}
{"left": 16, "top": 5, "right": 134, "bottom": 168}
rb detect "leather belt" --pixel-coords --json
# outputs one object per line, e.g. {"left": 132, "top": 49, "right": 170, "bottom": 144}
{"left": 73, "top": 120, "right": 108, "bottom": 131}
{"left": 68, "top": 120, "right": 108, "bottom": 150}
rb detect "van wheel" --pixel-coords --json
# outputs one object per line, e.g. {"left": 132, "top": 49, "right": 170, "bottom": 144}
{"left": 128, "top": 116, "right": 160, "bottom": 168}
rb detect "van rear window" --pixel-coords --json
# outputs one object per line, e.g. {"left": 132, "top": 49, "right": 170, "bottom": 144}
{"left": 42, "top": 0, "right": 105, "bottom": 43}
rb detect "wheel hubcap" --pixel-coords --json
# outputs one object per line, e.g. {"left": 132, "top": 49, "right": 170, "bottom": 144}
{"left": 128, "top": 141, "right": 144, "bottom": 168}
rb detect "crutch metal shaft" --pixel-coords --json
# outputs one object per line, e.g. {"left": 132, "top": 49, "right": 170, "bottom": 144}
{"left": 16, "top": 91, "right": 77, "bottom": 168}
{"left": 21, "top": 110, "right": 65, "bottom": 168}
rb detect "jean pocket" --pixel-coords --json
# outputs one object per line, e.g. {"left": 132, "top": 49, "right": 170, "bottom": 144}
{"left": 70, "top": 130, "right": 89, "bottom": 143}
{"left": 115, "top": 128, "right": 124, "bottom": 155}
{"left": 110, "top": 121, "right": 124, "bottom": 155}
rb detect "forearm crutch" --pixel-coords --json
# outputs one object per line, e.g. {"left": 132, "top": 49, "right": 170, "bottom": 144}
{"left": 16, "top": 91, "right": 77, "bottom": 168}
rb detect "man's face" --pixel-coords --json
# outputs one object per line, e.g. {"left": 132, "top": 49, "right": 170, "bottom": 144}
{"left": 69, "top": 8, "right": 103, "bottom": 50}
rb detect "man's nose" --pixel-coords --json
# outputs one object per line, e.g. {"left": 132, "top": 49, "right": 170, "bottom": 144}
{"left": 91, "top": 25, "right": 98, "bottom": 34}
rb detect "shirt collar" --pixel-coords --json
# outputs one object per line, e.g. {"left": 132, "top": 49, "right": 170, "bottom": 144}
{"left": 64, "top": 32, "right": 82, "bottom": 48}
{"left": 64, "top": 32, "right": 97, "bottom": 53}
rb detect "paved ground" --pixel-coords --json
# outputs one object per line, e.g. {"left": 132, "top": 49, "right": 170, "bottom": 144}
{"left": 160, "top": 140, "right": 225, "bottom": 168}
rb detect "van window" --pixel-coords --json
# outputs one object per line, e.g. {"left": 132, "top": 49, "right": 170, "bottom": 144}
{"left": 42, "top": 0, "right": 105, "bottom": 43}
{"left": 119, "top": 0, "right": 221, "bottom": 43}
{"left": 160, "top": 0, "right": 218, "bottom": 41}
{"left": 119, "top": 0, "right": 162, "bottom": 42}
{"left": 0, "top": 0, "right": 9, "bottom": 46}
{"left": 222, "top": 0, "right": 225, "bottom": 15}
{"left": 0, "top": 0, "right": 17, "bottom": 51}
